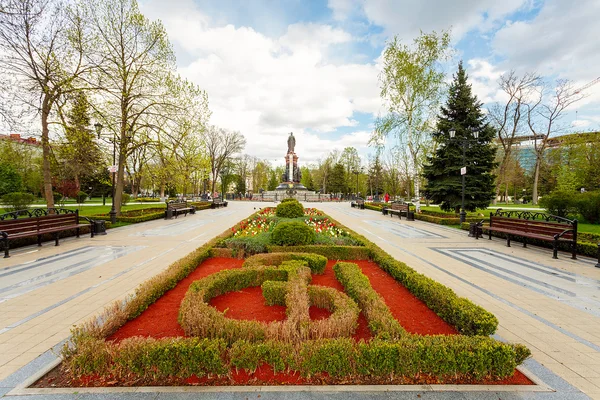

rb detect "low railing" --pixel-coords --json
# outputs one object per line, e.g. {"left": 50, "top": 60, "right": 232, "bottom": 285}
{"left": 0, "top": 208, "right": 77, "bottom": 221}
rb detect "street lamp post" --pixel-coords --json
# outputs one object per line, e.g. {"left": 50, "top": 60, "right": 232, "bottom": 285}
{"left": 449, "top": 128, "right": 479, "bottom": 223}
{"left": 94, "top": 122, "right": 117, "bottom": 224}
{"left": 352, "top": 170, "right": 360, "bottom": 200}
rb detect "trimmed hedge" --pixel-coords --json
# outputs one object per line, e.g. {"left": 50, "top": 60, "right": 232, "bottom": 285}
{"left": 90, "top": 208, "right": 165, "bottom": 223}
{"left": 243, "top": 252, "right": 327, "bottom": 274}
{"left": 334, "top": 262, "right": 406, "bottom": 339}
{"left": 65, "top": 335, "right": 528, "bottom": 381}
{"left": 271, "top": 220, "right": 315, "bottom": 246}
{"left": 267, "top": 245, "right": 370, "bottom": 260}
{"left": 414, "top": 213, "right": 481, "bottom": 225}
{"left": 276, "top": 200, "right": 304, "bottom": 218}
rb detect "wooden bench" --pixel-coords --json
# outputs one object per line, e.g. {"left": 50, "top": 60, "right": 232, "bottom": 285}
{"left": 165, "top": 201, "right": 195, "bottom": 219}
{"left": 351, "top": 199, "right": 365, "bottom": 209}
{"left": 0, "top": 210, "right": 93, "bottom": 258}
{"left": 481, "top": 210, "right": 577, "bottom": 259}
{"left": 382, "top": 202, "right": 410, "bottom": 219}
{"left": 211, "top": 199, "right": 228, "bottom": 209}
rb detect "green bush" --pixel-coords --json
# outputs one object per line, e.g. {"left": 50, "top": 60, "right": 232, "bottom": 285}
{"left": 0, "top": 163, "right": 22, "bottom": 196}
{"left": 576, "top": 191, "right": 600, "bottom": 224}
{"left": 53, "top": 191, "right": 62, "bottom": 203}
{"left": 271, "top": 221, "right": 315, "bottom": 246}
{"left": 266, "top": 245, "right": 371, "bottom": 260}
{"left": 223, "top": 232, "right": 272, "bottom": 255}
{"left": 1, "top": 192, "right": 35, "bottom": 211}
{"left": 121, "top": 193, "right": 131, "bottom": 206}
{"left": 76, "top": 191, "right": 88, "bottom": 203}
{"left": 244, "top": 252, "right": 327, "bottom": 274}
{"left": 280, "top": 198, "right": 297, "bottom": 203}
{"left": 539, "top": 191, "right": 577, "bottom": 218}
{"left": 276, "top": 200, "right": 304, "bottom": 218}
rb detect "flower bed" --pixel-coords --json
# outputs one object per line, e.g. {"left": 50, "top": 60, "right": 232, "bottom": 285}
{"left": 50, "top": 207, "right": 532, "bottom": 387}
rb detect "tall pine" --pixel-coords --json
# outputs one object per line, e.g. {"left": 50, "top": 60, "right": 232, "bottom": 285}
{"left": 423, "top": 61, "right": 496, "bottom": 212}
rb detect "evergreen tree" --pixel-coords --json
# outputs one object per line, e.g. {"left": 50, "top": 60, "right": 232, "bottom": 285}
{"left": 423, "top": 61, "right": 497, "bottom": 212}
{"left": 300, "top": 166, "right": 314, "bottom": 190}
{"left": 328, "top": 163, "right": 346, "bottom": 194}
{"left": 267, "top": 172, "right": 278, "bottom": 191}
{"left": 368, "top": 154, "right": 385, "bottom": 197}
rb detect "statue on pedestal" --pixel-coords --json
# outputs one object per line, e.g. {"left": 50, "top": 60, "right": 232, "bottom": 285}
{"left": 287, "top": 132, "right": 295, "bottom": 154}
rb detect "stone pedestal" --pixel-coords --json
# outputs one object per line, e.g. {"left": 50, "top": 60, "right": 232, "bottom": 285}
{"left": 276, "top": 151, "right": 306, "bottom": 192}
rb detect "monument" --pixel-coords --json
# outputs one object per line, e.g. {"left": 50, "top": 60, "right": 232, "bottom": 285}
{"left": 275, "top": 132, "right": 307, "bottom": 193}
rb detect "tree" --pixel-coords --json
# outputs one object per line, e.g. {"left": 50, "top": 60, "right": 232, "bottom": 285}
{"left": 526, "top": 80, "right": 584, "bottom": 204}
{"left": 57, "top": 92, "right": 103, "bottom": 190}
{"left": 267, "top": 172, "right": 278, "bottom": 191}
{"left": 300, "top": 166, "right": 314, "bottom": 191}
{"left": 0, "top": 0, "right": 91, "bottom": 207}
{"left": 372, "top": 30, "right": 451, "bottom": 200}
{"left": 205, "top": 126, "right": 246, "bottom": 194}
{"left": 0, "top": 163, "right": 22, "bottom": 195}
{"left": 423, "top": 62, "right": 497, "bottom": 212}
{"left": 367, "top": 154, "right": 384, "bottom": 197}
{"left": 487, "top": 71, "right": 541, "bottom": 204}
{"left": 328, "top": 163, "right": 346, "bottom": 194}
{"left": 339, "top": 147, "right": 360, "bottom": 191}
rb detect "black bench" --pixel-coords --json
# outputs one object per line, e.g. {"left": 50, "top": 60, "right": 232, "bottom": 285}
{"left": 382, "top": 202, "right": 410, "bottom": 219}
{"left": 481, "top": 209, "right": 577, "bottom": 259}
{"left": 351, "top": 199, "right": 365, "bottom": 209}
{"left": 0, "top": 209, "right": 93, "bottom": 258}
{"left": 211, "top": 199, "right": 228, "bottom": 209}
{"left": 165, "top": 201, "right": 195, "bottom": 219}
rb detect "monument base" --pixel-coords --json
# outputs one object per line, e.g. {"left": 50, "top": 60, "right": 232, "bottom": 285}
{"left": 275, "top": 182, "right": 308, "bottom": 192}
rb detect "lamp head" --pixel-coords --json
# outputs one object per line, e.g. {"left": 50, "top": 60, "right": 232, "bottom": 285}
{"left": 94, "top": 122, "right": 103, "bottom": 138}
{"left": 449, "top": 129, "right": 455, "bottom": 139}
{"left": 472, "top": 128, "right": 479, "bottom": 139}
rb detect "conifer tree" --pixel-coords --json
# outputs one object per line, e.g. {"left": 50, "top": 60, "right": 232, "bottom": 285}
{"left": 423, "top": 61, "right": 497, "bottom": 212}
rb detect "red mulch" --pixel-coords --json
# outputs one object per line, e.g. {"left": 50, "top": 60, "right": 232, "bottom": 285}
{"left": 84, "top": 257, "right": 531, "bottom": 386}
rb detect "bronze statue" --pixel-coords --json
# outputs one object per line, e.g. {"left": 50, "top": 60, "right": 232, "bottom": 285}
{"left": 287, "top": 132, "right": 295, "bottom": 153}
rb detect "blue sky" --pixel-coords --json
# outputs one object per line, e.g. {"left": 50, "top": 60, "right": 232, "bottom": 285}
{"left": 141, "top": 0, "right": 600, "bottom": 165}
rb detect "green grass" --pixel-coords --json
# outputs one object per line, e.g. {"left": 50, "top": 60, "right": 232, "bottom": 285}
{"left": 578, "top": 223, "right": 600, "bottom": 235}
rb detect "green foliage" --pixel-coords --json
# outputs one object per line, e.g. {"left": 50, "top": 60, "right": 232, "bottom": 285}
{"left": 121, "top": 193, "right": 131, "bottom": 206}
{"left": 539, "top": 191, "right": 577, "bottom": 218}
{"left": 244, "top": 252, "right": 327, "bottom": 274}
{"left": 223, "top": 232, "right": 272, "bottom": 255}
{"left": 328, "top": 163, "right": 347, "bottom": 193}
{"left": 423, "top": 61, "right": 497, "bottom": 212}
{"left": 1, "top": 192, "right": 35, "bottom": 211}
{"left": 90, "top": 208, "right": 165, "bottom": 224}
{"left": 271, "top": 221, "right": 315, "bottom": 246}
{"left": 334, "top": 262, "right": 406, "bottom": 339}
{"left": 300, "top": 339, "right": 355, "bottom": 377}
{"left": 0, "top": 163, "right": 22, "bottom": 195}
{"left": 267, "top": 172, "right": 278, "bottom": 191}
{"left": 76, "top": 191, "right": 88, "bottom": 203}
{"left": 275, "top": 199, "right": 304, "bottom": 218}
{"left": 576, "top": 191, "right": 600, "bottom": 224}
{"left": 267, "top": 245, "right": 371, "bottom": 260}
{"left": 53, "top": 192, "right": 62, "bottom": 203}
{"left": 555, "top": 164, "right": 580, "bottom": 193}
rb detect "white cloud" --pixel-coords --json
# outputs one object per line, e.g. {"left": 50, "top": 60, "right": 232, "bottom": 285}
{"left": 140, "top": 0, "right": 381, "bottom": 164}
{"left": 328, "top": 0, "right": 529, "bottom": 40}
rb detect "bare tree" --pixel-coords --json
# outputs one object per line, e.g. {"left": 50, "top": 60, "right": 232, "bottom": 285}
{"left": 0, "top": 0, "right": 91, "bottom": 207}
{"left": 487, "top": 71, "right": 541, "bottom": 204}
{"left": 526, "top": 80, "right": 584, "bottom": 204}
{"left": 204, "top": 126, "right": 246, "bottom": 195}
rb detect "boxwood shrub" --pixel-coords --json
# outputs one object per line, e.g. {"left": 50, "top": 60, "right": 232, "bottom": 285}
{"left": 271, "top": 220, "right": 315, "bottom": 246}
{"left": 276, "top": 200, "right": 304, "bottom": 218}
{"left": 243, "top": 252, "right": 327, "bottom": 274}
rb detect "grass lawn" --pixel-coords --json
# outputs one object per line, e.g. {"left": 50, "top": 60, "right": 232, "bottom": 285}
{"left": 578, "top": 223, "right": 600, "bottom": 235}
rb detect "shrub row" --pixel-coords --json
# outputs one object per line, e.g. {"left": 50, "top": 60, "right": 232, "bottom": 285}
{"left": 134, "top": 197, "right": 161, "bottom": 202}
{"left": 243, "top": 252, "right": 327, "bottom": 274}
{"left": 64, "top": 335, "right": 528, "bottom": 381}
{"left": 414, "top": 213, "right": 482, "bottom": 225}
{"left": 327, "top": 219, "right": 499, "bottom": 336}
{"left": 333, "top": 262, "right": 406, "bottom": 339}
{"left": 90, "top": 208, "right": 165, "bottom": 223}
{"left": 540, "top": 190, "right": 600, "bottom": 223}
{"left": 266, "top": 245, "right": 371, "bottom": 260}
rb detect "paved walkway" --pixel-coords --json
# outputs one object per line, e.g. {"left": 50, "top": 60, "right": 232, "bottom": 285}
{"left": 0, "top": 201, "right": 599, "bottom": 399}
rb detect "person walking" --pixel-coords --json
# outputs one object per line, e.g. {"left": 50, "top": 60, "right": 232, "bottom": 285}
{"left": 384, "top": 193, "right": 390, "bottom": 203}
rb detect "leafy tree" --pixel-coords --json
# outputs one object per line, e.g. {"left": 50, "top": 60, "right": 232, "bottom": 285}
{"left": 0, "top": 163, "right": 22, "bottom": 195}
{"left": 367, "top": 154, "right": 384, "bottom": 197}
{"left": 205, "top": 125, "right": 246, "bottom": 195}
{"left": 423, "top": 61, "right": 497, "bottom": 212}
{"left": 328, "top": 163, "right": 346, "bottom": 194}
{"left": 267, "top": 171, "right": 278, "bottom": 191}
{"left": 300, "top": 166, "right": 314, "bottom": 190}
{"left": 372, "top": 30, "right": 451, "bottom": 200}
{"left": 0, "top": 0, "right": 91, "bottom": 207}
{"left": 0, "top": 140, "right": 42, "bottom": 194}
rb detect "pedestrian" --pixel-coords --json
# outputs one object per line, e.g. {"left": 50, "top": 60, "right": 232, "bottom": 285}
{"left": 384, "top": 193, "right": 390, "bottom": 203}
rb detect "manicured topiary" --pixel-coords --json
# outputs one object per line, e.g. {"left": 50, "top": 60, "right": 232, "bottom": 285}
{"left": 271, "top": 221, "right": 315, "bottom": 246}
{"left": 276, "top": 199, "right": 304, "bottom": 218}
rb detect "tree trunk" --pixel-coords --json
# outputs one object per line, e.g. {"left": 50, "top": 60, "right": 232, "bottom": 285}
{"left": 532, "top": 156, "right": 542, "bottom": 205}
{"left": 41, "top": 95, "right": 55, "bottom": 209}
{"left": 160, "top": 181, "right": 165, "bottom": 198}
{"left": 114, "top": 128, "right": 126, "bottom": 215}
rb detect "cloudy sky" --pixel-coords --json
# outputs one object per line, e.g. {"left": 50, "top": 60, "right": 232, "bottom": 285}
{"left": 140, "top": 0, "right": 600, "bottom": 165}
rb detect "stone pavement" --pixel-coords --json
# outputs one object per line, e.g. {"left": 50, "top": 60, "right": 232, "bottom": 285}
{"left": 0, "top": 201, "right": 599, "bottom": 399}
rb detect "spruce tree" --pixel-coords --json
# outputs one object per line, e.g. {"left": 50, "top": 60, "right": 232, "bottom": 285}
{"left": 423, "top": 61, "right": 497, "bottom": 212}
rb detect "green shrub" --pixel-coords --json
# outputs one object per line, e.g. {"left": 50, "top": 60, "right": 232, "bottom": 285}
{"left": 53, "top": 191, "right": 62, "bottom": 203}
{"left": 121, "top": 192, "right": 131, "bottom": 206}
{"left": 224, "top": 232, "right": 272, "bottom": 255}
{"left": 276, "top": 200, "right": 304, "bottom": 218}
{"left": 1, "top": 192, "right": 35, "bottom": 211}
{"left": 271, "top": 221, "right": 315, "bottom": 246}
{"left": 76, "top": 191, "right": 88, "bottom": 203}
{"left": 539, "top": 191, "right": 577, "bottom": 218}
{"left": 576, "top": 191, "right": 600, "bottom": 224}
{"left": 267, "top": 245, "right": 371, "bottom": 260}
{"left": 244, "top": 252, "right": 327, "bottom": 274}
{"left": 280, "top": 198, "right": 297, "bottom": 203}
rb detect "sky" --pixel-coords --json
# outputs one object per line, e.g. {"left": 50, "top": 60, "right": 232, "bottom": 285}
{"left": 140, "top": 0, "right": 600, "bottom": 166}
